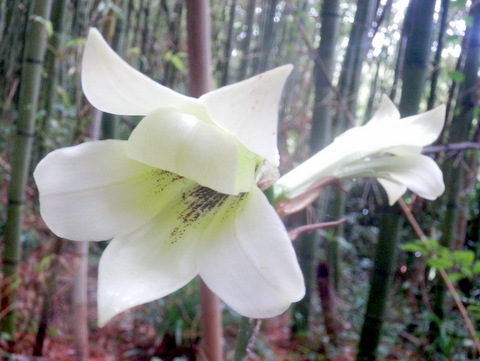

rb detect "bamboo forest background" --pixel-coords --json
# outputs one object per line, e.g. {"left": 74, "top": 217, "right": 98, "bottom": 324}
{"left": 1, "top": 0, "right": 480, "bottom": 360}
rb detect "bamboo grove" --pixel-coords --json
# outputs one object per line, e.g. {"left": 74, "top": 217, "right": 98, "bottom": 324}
{"left": 1, "top": 0, "right": 480, "bottom": 360}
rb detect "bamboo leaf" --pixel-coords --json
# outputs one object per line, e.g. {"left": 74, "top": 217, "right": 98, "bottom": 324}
{"left": 446, "top": 70, "right": 465, "bottom": 83}
{"left": 453, "top": 250, "right": 475, "bottom": 267}
{"left": 427, "top": 258, "right": 454, "bottom": 270}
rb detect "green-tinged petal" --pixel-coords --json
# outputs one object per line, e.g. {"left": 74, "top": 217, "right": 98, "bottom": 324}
{"left": 33, "top": 140, "right": 192, "bottom": 241}
{"left": 127, "top": 108, "right": 258, "bottom": 195}
{"left": 97, "top": 208, "right": 200, "bottom": 326}
{"left": 200, "top": 65, "right": 293, "bottom": 166}
{"left": 199, "top": 187, "right": 305, "bottom": 318}
{"left": 82, "top": 28, "right": 202, "bottom": 116}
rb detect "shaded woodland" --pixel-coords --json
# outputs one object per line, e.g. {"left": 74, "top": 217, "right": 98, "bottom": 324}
{"left": 1, "top": 0, "right": 480, "bottom": 360}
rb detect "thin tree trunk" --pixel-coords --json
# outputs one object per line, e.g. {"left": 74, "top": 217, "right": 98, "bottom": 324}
{"left": 238, "top": 0, "right": 256, "bottom": 80}
{"left": 398, "top": 0, "right": 437, "bottom": 116}
{"left": 73, "top": 241, "right": 90, "bottom": 361}
{"left": 253, "top": 0, "right": 278, "bottom": 74}
{"left": 186, "top": 2, "right": 223, "bottom": 361}
{"left": 1, "top": 0, "right": 52, "bottom": 343}
{"left": 310, "top": 0, "right": 341, "bottom": 153}
{"left": 291, "top": 214, "right": 316, "bottom": 335}
{"left": 33, "top": 238, "right": 63, "bottom": 356}
{"left": 317, "top": 262, "right": 340, "bottom": 343}
{"left": 101, "top": 0, "right": 128, "bottom": 140}
{"left": 38, "top": 0, "right": 68, "bottom": 160}
{"left": 161, "top": 0, "right": 184, "bottom": 88}
{"left": 323, "top": 2, "right": 377, "bottom": 325}
{"left": 32, "top": 0, "right": 68, "bottom": 354}
{"left": 219, "top": 0, "right": 237, "bottom": 86}
{"left": 327, "top": 0, "right": 376, "bottom": 297}
{"left": 335, "top": 0, "right": 376, "bottom": 133}
{"left": 427, "top": 0, "right": 450, "bottom": 110}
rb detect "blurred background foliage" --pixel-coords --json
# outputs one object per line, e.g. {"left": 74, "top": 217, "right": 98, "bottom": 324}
{"left": 1, "top": 0, "right": 480, "bottom": 360}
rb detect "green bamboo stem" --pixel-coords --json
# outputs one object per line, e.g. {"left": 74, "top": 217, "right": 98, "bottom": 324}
{"left": 356, "top": 1, "right": 437, "bottom": 359}
{"left": 327, "top": 0, "right": 375, "bottom": 296}
{"left": 101, "top": 0, "right": 128, "bottom": 140}
{"left": 38, "top": 0, "right": 67, "bottom": 160}
{"left": 237, "top": 0, "right": 256, "bottom": 81}
{"left": 186, "top": 2, "right": 223, "bottom": 360}
{"left": 432, "top": 2, "right": 480, "bottom": 345}
{"left": 398, "top": 0, "right": 437, "bottom": 116}
{"left": 291, "top": 0, "right": 341, "bottom": 338}
{"left": 310, "top": 0, "right": 340, "bottom": 153}
{"left": 292, "top": 0, "right": 340, "bottom": 337}
{"left": 1, "top": 0, "right": 52, "bottom": 340}
{"left": 32, "top": 0, "right": 67, "bottom": 354}
{"left": 291, "top": 221, "right": 317, "bottom": 335}
{"left": 219, "top": 0, "right": 237, "bottom": 86}
{"left": 335, "top": 0, "right": 376, "bottom": 133}
{"left": 427, "top": 0, "right": 449, "bottom": 110}
{"left": 356, "top": 206, "right": 402, "bottom": 361}
{"left": 253, "top": 0, "right": 278, "bottom": 73}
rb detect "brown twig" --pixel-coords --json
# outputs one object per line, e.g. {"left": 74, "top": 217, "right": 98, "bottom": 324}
{"left": 288, "top": 218, "right": 347, "bottom": 241}
{"left": 423, "top": 141, "right": 480, "bottom": 154}
{"left": 398, "top": 198, "right": 480, "bottom": 356}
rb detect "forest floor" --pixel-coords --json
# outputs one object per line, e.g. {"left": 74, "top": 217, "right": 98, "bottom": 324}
{"left": 0, "top": 240, "right": 369, "bottom": 361}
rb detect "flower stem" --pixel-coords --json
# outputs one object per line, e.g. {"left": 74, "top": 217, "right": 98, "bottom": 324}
{"left": 200, "top": 280, "right": 224, "bottom": 361}
{"left": 186, "top": 1, "right": 223, "bottom": 360}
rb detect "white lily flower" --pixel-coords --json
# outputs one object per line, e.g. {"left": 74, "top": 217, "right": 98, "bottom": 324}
{"left": 34, "top": 28, "right": 304, "bottom": 326}
{"left": 275, "top": 95, "right": 446, "bottom": 206}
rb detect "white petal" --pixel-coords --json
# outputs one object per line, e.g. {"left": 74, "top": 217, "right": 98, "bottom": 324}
{"left": 127, "top": 108, "right": 259, "bottom": 195}
{"left": 352, "top": 154, "right": 445, "bottom": 204}
{"left": 379, "top": 155, "right": 445, "bottom": 202}
{"left": 82, "top": 28, "right": 201, "bottom": 116}
{"left": 367, "top": 95, "right": 401, "bottom": 125}
{"left": 97, "top": 208, "right": 200, "bottom": 326}
{"left": 377, "top": 178, "right": 407, "bottom": 205}
{"left": 200, "top": 65, "right": 293, "bottom": 166}
{"left": 199, "top": 187, "right": 305, "bottom": 318}
{"left": 33, "top": 140, "right": 190, "bottom": 241}
{"left": 401, "top": 104, "right": 446, "bottom": 145}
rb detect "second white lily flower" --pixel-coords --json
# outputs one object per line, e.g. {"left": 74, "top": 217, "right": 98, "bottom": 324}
{"left": 275, "top": 96, "right": 445, "bottom": 206}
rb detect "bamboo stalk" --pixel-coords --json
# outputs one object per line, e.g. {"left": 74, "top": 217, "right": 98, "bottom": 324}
{"left": 237, "top": 0, "right": 256, "bottom": 81}
{"left": 1, "top": 0, "right": 53, "bottom": 341}
{"left": 431, "top": 2, "right": 480, "bottom": 346}
{"left": 356, "top": 206, "right": 402, "bottom": 361}
{"left": 186, "top": 2, "right": 223, "bottom": 360}
{"left": 356, "top": 1, "right": 437, "bottom": 359}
